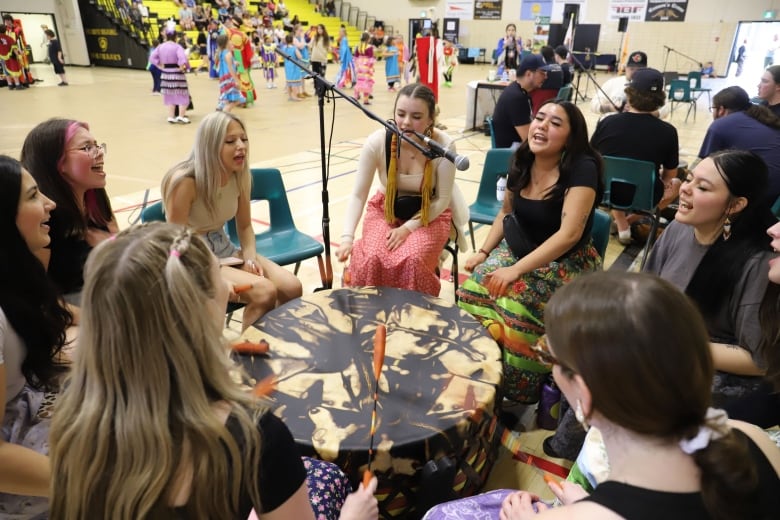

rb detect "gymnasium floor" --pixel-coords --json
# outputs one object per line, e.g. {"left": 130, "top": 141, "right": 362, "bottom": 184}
{"left": 0, "top": 60, "right": 731, "bottom": 502}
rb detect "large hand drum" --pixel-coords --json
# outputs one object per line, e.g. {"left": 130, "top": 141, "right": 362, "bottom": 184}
{"left": 237, "top": 287, "right": 502, "bottom": 518}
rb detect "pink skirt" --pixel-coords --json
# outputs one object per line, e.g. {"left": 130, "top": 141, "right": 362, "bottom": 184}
{"left": 345, "top": 191, "right": 451, "bottom": 296}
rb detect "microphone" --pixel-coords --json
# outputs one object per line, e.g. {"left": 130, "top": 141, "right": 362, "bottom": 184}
{"left": 411, "top": 131, "right": 470, "bottom": 171}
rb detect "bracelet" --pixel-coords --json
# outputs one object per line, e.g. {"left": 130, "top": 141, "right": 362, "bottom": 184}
{"left": 478, "top": 248, "right": 490, "bottom": 257}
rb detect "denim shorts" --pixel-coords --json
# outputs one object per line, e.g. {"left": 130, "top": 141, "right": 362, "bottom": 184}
{"left": 202, "top": 228, "right": 241, "bottom": 258}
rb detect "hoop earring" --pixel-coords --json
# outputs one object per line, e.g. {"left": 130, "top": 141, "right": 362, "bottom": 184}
{"left": 575, "top": 399, "right": 590, "bottom": 432}
{"left": 722, "top": 216, "right": 732, "bottom": 241}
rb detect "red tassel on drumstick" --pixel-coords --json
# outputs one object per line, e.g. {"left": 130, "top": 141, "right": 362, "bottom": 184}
{"left": 363, "top": 323, "right": 386, "bottom": 487}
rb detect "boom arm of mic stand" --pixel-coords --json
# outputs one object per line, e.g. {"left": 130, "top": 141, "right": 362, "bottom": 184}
{"left": 568, "top": 52, "right": 622, "bottom": 113}
{"left": 274, "top": 48, "right": 434, "bottom": 158}
{"left": 273, "top": 47, "right": 435, "bottom": 290}
{"left": 662, "top": 46, "right": 703, "bottom": 70}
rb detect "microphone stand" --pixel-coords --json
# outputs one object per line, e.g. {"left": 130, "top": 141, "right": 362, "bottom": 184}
{"left": 568, "top": 51, "right": 623, "bottom": 113}
{"left": 274, "top": 47, "right": 442, "bottom": 291}
{"left": 662, "top": 45, "right": 703, "bottom": 73}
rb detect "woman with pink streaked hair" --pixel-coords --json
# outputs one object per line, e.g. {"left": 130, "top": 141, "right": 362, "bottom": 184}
{"left": 20, "top": 118, "right": 117, "bottom": 303}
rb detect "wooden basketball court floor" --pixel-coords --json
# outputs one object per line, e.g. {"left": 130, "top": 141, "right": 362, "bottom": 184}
{"left": 0, "top": 61, "right": 720, "bottom": 501}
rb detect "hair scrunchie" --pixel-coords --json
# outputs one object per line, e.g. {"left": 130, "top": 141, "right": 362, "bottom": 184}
{"left": 678, "top": 407, "right": 729, "bottom": 455}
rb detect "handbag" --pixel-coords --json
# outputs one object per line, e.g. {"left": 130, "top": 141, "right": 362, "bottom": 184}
{"left": 502, "top": 212, "right": 537, "bottom": 258}
{"left": 393, "top": 195, "right": 422, "bottom": 221}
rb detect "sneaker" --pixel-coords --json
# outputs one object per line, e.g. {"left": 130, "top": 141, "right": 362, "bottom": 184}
{"left": 175, "top": 116, "right": 191, "bottom": 124}
{"left": 617, "top": 229, "right": 632, "bottom": 245}
{"left": 167, "top": 117, "right": 177, "bottom": 124}
{"left": 58, "top": 82, "right": 68, "bottom": 86}
{"left": 8, "top": 84, "right": 16, "bottom": 90}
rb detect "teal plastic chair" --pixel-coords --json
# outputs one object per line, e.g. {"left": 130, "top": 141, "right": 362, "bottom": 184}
{"left": 140, "top": 200, "right": 165, "bottom": 223}
{"left": 226, "top": 168, "right": 326, "bottom": 285}
{"left": 687, "top": 70, "right": 712, "bottom": 107}
{"left": 486, "top": 115, "right": 496, "bottom": 148}
{"left": 772, "top": 195, "right": 780, "bottom": 218}
{"left": 556, "top": 84, "right": 573, "bottom": 102}
{"left": 467, "top": 148, "right": 514, "bottom": 252}
{"left": 668, "top": 79, "right": 697, "bottom": 122}
{"left": 590, "top": 208, "right": 611, "bottom": 261}
{"left": 601, "top": 156, "right": 660, "bottom": 269}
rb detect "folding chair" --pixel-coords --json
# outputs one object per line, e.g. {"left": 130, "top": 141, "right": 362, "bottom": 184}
{"left": 668, "top": 80, "right": 697, "bottom": 122}
{"left": 486, "top": 115, "right": 496, "bottom": 148}
{"left": 590, "top": 208, "right": 611, "bottom": 261}
{"left": 140, "top": 200, "right": 165, "bottom": 223}
{"left": 601, "top": 156, "right": 661, "bottom": 269}
{"left": 442, "top": 225, "right": 460, "bottom": 302}
{"left": 687, "top": 71, "right": 712, "bottom": 108}
{"left": 467, "top": 148, "right": 514, "bottom": 252}
{"left": 225, "top": 168, "right": 326, "bottom": 286}
{"left": 556, "top": 83, "right": 573, "bottom": 102}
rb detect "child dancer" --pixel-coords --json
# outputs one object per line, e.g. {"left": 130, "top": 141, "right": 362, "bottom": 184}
{"left": 353, "top": 32, "right": 375, "bottom": 105}
{"left": 260, "top": 35, "right": 277, "bottom": 89}
{"left": 442, "top": 40, "right": 457, "bottom": 87}
{"left": 383, "top": 35, "right": 400, "bottom": 91}
{"left": 215, "top": 34, "right": 246, "bottom": 112}
{"left": 335, "top": 25, "right": 354, "bottom": 88}
{"left": 282, "top": 34, "right": 302, "bottom": 101}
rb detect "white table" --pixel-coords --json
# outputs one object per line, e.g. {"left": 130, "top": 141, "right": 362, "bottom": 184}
{"left": 465, "top": 79, "right": 508, "bottom": 132}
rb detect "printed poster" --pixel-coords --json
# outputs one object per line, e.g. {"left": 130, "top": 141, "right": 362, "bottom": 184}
{"left": 474, "top": 1, "right": 502, "bottom": 20}
{"left": 607, "top": 0, "right": 646, "bottom": 22}
{"left": 520, "top": 1, "right": 553, "bottom": 21}
{"left": 645, "top": 0, "right": 688, "bottom": 22}
{"left": 445, "top": 0, "right": 474, "bottom": 20}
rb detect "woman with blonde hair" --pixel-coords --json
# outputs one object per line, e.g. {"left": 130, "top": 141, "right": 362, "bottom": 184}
{"left": 49, "top": 222, "right": 378, "bottom": 519}
{"left": 162, "top": 111, "right": 301, "bottom": 331}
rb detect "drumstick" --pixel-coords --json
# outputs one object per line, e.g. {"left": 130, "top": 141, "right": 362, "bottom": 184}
{"left": 231, "top": 339, "right": 270, "bottom": 355}
{"left": 252, "top": 374, "right": 278, "bottom": 398}
{"left": 233, "top": 283, "right": 254, "bottom": 294}
{"left": 363, "top": 323, "right": 386, "bottom": 488}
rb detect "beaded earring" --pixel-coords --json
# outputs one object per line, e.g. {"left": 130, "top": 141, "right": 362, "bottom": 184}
{"left": 722, "top": 215, "right": 732, "bottom": 241}
{"left": 575, "top": 399, "right": 590, "bottom": 432}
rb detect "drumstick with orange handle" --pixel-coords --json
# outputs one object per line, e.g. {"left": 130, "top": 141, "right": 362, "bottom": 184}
{"left": 363, "top": 323, "right": 386, "bottom": 488}
{"left": 233, "top": 283, "right": 254, "bottom": 294}
{"left": 231, "top": 339, "right": 270, "bottom": 355}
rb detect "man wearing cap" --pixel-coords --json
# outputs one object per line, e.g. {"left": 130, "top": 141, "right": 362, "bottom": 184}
{"left": 699, "top": 86, "right": 780, "bottom": 203}
{"left": 491, "top": 53, "right": 551, "bottom": 148}
{"left": 590, "top": 50, "right": 668, "bottom": 119}
{"left": 591, "top": 68, "right": 680, "bottom": 245}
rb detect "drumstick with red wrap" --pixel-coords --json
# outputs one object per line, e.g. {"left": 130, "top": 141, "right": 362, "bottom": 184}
{"left": 363, "top": 323, "right": 386, "bottom": 487}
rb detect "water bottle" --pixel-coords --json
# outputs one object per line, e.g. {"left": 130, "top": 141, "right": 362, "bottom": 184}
{"left": 501, "top": 69, "right": 509, "bottom": 82}
{"left": 537, "top": 377, "right": 561, "bottom": 430}
{"left": 496, "top": 175, "right": 507, "bottom": 201}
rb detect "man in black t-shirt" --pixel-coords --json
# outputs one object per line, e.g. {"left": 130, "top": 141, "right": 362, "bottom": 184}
{"left": 591, "top": 68, "right": 680, "bottom": 244}
{"left": 491, "top": 53, "right": 550, "bottom": 148}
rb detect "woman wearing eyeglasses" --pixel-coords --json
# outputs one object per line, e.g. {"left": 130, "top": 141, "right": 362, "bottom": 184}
{"left": 21, "top": 118, "right": 117, "bottom": 304}
{"left": 424, "top": 272, "right": 780, "bottom": 520}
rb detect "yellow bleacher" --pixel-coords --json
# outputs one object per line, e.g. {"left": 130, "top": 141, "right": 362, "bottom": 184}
{"left": 140, "top": 0, "right": 365, "bottom": 66}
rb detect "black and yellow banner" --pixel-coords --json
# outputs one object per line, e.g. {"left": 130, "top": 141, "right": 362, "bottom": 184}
{"left": 474, "top": 1, "right": 503, "bottom": 20}
{"left": 79, "top": 0, "right": 148, "bottom": 69}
